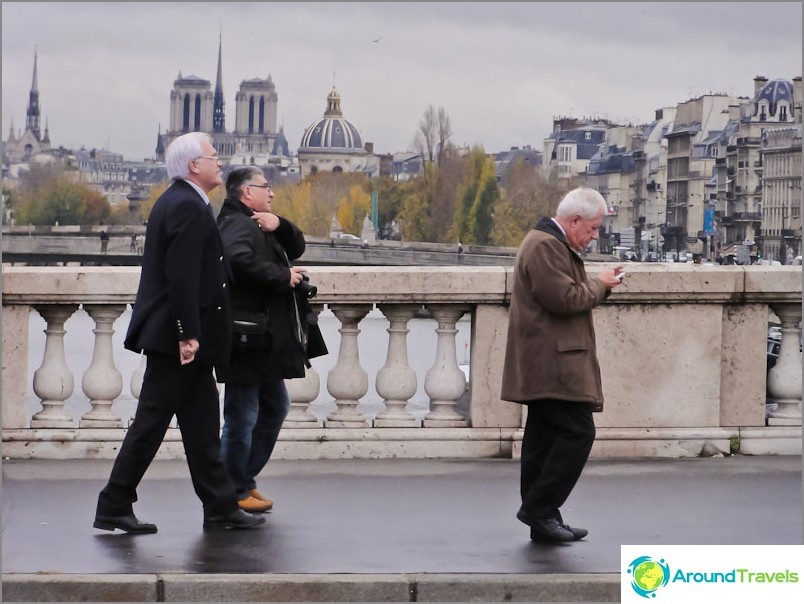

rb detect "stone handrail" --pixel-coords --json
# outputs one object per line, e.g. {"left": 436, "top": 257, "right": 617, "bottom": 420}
{"left": 2, "top": 264, "right": 801, "bottom": 459}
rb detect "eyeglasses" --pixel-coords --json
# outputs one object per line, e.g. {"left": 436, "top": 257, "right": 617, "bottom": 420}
{"left": 246, "top": 183, "right": 272, "bottom": 190}
{"left": 194, "top": 155, "right": 220, "bottom": 162}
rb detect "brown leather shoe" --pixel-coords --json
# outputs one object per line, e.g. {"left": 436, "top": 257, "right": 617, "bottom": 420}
{"left": 249, "top": 489, "right": 274, "bottom": 510}
{"left": 237, "top": 496, "right": 272, "bottom": 513}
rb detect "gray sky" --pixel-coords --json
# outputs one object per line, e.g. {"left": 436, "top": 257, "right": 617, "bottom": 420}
{"left": 2, "top": 2, "right": 802, "bottom": 162}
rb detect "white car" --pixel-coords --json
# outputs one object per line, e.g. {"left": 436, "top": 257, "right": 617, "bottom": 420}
{"left": 338, "top": 233, "right": 360, "bottom": 240}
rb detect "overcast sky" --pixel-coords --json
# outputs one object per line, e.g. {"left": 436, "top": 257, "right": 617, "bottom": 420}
{"left": 2, "top": 2, "right": 802, "bottom": 162}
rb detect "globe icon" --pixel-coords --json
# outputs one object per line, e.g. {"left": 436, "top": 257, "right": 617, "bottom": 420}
{"left": 633, "top": 560, "right": 666, "bottom": 593}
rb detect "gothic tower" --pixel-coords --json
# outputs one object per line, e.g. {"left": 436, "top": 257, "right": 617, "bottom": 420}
{"left": 26, "top": 49, "right": 41, "bottom": 141}
{"left": 212, "top": 34, "right": 226, "bottom": 133}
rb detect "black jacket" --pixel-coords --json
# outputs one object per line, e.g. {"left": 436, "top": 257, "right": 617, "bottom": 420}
{"left": 216, "top": 196, "right": 309, "bottom": 384}
{"left": 124, "top": 179, "right": 231, "bottom": 370}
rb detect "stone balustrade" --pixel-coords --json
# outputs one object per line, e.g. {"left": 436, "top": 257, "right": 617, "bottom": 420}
{"left": 2, "top": 264, "right": 801, "bottom": 459}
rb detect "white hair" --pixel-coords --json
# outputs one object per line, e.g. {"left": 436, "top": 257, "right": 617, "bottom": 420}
{"left": 556, "top": 187, "right": 608, "bottom": 219}
{"left": 165, "top": 132, "right": 211, "bottom": 180}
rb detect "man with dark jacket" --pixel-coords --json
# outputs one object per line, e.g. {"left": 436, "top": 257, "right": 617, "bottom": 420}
{"left": 216, "top": 166, "right": 309, "bottom": 513}
{"left": 501, "top": 187, "right": 624, "bottom": 542}
{"left": 93, "top": 133, "right": 264, "bottom": 533}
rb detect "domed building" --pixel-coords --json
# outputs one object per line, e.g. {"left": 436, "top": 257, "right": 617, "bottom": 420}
{"left": 297, "top": 87, "right": 379, "bottom": 179}
{"left": 753, "top": 78, "right": 797, "bottom": 123}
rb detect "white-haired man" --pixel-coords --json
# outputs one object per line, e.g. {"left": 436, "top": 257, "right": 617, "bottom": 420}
{"left": 502, "top": 187, "right": 624, "bottom": 542}
{"left": 94, "top": 132, "right": 264, "bottom": 533}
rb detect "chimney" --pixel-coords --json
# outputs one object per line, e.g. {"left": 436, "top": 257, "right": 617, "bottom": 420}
{"left": 754, "top": 75, "right": 768, "bottom": 97}
{"left": 793, "top": 77, "right": 802, "bottom": 123}
{"left": 655, "top": 108, "right": 664, "bottom": 120}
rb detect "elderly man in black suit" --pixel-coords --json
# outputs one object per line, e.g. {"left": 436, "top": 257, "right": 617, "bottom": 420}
{"left": 93, "top": 132, "right": 264, "bottom": 533}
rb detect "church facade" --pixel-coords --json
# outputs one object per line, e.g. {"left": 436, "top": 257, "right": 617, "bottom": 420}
{"left": 157, "top": 37, "right": 282, "bottom": 162}
{"left": 4, "top": 50, "right": 51, "bottom": 164}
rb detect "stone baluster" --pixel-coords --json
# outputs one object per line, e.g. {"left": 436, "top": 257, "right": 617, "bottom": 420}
{"left": 31, "top": 304, "right": 78, "bottom": 428}
{"left": 767, "top": 304, "right": 802, "bottom": 425}
{"left": 325, "top": 304, "right": 372, "bottom": 427}
{"left": 284, "top": 304, "right": 325, "bottom": 428}
{"left": 423, "top": 304, "right": 470, "bottom": 427}
{"left": 374, "top": 304, "right": 421, "bottom": 427}
{"left": 285, "top": 368, "right": 322, "bottom": 427}
{"left": 79, "top": 305, "right": 126, "bottom": 428}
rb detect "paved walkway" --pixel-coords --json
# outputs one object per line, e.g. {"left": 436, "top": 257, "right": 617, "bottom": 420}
{"left": 2, "top": 455, "right": 801, "bottom": 601}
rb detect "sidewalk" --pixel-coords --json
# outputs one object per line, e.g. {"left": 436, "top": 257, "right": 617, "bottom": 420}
{"left": 2, "top": 455, "right": 801, "bottom": 602}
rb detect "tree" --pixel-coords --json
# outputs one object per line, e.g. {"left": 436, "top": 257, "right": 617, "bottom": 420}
{"left": 336, "top": 184, "right": 371, "bottom": 236}
{"left": 413, "top": 104, "right": 453, "bottom": 168}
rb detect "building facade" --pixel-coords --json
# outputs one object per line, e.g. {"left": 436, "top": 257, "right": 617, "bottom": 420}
{"left": 297, "top": 87, "right": 379, "bottom": 179}
{"left": 157, "top": 37, "right": 282, "bottom": 162}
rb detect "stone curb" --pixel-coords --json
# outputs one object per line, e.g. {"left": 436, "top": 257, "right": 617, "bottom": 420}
{"left": 2, "top": 573, "right": 621, "bottom": 602}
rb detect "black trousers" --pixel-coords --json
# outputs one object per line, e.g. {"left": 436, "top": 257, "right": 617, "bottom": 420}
{"left": 96, "top": 354, "right": 238, "bottom": 518}
{"left": 519, "top": 399, "right": 596, "bottom": 520}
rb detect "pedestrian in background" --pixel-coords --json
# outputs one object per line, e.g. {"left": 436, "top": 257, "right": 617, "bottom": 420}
{"left": 93, "top": 132, "right": 264, "bottom": 534}
{"left": 501, "top": 187, "right": 624, "bottom": 542}
{"left": 217, "top": 166, "right": 326, "bottom": 514}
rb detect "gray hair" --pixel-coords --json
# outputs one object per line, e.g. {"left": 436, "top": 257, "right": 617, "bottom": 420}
{"left": 225, "top": 166, "right": 264, "bottom": 199}
{"left": 165, "top": 132, "right": 211, "bottom": 180}
{"left": 556, "top": 187, "right": 608, "bottom": 220}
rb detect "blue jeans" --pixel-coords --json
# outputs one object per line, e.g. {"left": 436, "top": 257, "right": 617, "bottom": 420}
{"left": 221, "top": 380, "right": 290, "bottom": 499}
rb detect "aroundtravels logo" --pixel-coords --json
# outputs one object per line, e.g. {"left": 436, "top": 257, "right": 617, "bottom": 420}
{"left": 622, "top": 546, "right": 804, "bottom": 602}
{"left": 627, "top": 555, "right": 671, "bottom": 598}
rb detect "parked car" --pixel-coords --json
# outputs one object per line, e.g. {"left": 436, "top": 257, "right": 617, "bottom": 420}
{"left": 338, "top": 233, "right": 360, "bottom": 241}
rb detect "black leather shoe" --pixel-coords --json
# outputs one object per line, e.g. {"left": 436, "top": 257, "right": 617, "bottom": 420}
{"left": 558, "top": 523, "right": 588, "bottom": 540}
{"left": 526, "top": 516, "right": 574, "bottom": 542}
{"left": 93, "top": 513, "right": 157, "bottom": 534}
{"left": 531, "top": 522, "right": 588, "bottom": 541}
{"left": 553, "top": 511, "right": 588, "bottom": 540}
{"left": 203, "top": 508, "right": 266, "bottom": 530}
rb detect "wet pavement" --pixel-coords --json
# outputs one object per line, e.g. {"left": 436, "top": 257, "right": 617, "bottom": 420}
{"left": 3, "top": 455, "right": 801, "bottom": 577}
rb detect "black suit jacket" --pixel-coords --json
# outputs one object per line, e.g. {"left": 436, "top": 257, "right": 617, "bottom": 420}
{"left": 124, "top": 179, "right": 231, "bottom": 370}
{"left": 216, "top": 196, "right": 308, "bottom": 384}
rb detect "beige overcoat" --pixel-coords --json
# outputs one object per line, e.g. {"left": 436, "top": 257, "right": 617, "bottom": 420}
{"left": 501, "top": 218, "right": 609, "bottom": 411}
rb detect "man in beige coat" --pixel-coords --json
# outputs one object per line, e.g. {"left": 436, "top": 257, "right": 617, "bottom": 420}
{"left": 501, "top": 187, "right": 624, "bottom": 542}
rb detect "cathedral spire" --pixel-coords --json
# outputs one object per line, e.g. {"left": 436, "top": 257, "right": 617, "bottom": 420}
{"left": 26, "top": 48, "right": 41, "bottom": 140}
{"left": 212, "top": 31, "right": 225, "bottom": 133}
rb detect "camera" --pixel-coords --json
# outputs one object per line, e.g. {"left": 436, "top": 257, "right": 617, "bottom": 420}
{"left": 296, "top": 273, "right": 318, "bottom": 299}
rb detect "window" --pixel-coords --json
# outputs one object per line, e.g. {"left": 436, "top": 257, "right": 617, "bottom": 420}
{"left": 584, "top": 132, "right": 592, "bottom": 141}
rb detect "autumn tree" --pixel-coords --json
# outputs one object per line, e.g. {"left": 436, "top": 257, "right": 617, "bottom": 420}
{"left": 13, "top": 163, "right": 113, "bottom": 225}
{"left": 336, "top": 183, "right": 371, "bottom": 236}
{"left": 454, "top": 147, "right": 499, "bottom": 245}
{"left": 489, "top": 158, "right": 569, "bottom": 246}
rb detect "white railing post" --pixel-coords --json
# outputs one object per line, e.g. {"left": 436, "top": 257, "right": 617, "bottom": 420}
{"left": 31, "top": 304, "right": 78, "bottom": 428}
{"left": 325, "top": 304, "right": 372, "bottom": 427}
{"left": 767, "top": 303, "right": 802, "bottom": 425}
{"left": 374, "top": 304, "right": 421, "bottom": 427}
{"left": 79, "top": 304, "right": 126, "bottom": 428}
{"left": 284, "top": 303, "right": 326, "bottom": 428}
{"left": 423, "top": 304, "right": 470, "bottom": 427}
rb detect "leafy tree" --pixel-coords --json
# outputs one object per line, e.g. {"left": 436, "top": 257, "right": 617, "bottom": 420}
{"left": 454, "top": 147, "right": 486, "bottom": 243}
{"left": 428, "top": 146, "right": 465, "bottom": 242}
{"left": 398, "top": 168, "right": 432, "bottom": 242}
{"left": 467, "top": 160, "right": 499, "bottom": 245}
{"left": 336, "top": 184, "right": 371, "bottom": 236}
{"left": 81, "top": 188, "right": 111, "bottom": 224}
{"left": 272, "top": 180, "right": 313, "bottom": 232}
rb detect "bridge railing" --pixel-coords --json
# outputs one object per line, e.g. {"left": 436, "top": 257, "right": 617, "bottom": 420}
{"left": 2, "top": 265, "right": 801, "bottom": 459}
